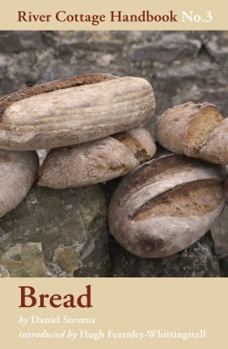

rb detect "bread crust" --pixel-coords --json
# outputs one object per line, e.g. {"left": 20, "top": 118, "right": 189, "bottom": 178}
{"left": 0, "top": 150, "right": 38, "bottom": 217}
{"left": 199, "top": 118, "right": 228, "bottom": 164}
{"left": 156, "top": 102, "right": 227, "bottom": 164}
{"left": 108, "top": 154, "right": 225, "bottom": 258}
{"left": 0, "top": 74, "right": 155, "bottom": 150}
{"left": 38, "top": 128, "right": 156, "bottom": 189}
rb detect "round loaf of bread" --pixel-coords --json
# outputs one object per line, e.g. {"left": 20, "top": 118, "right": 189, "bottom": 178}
{"left": 156, "top": 102, "right": 227, "bottom": 165}
{"left": 38, "top": 128, "right": 156, "bottom": 189}
{"left": 0, "top": 74, "right": 155, "bottom": 150}
{"left": 0, "top": 150, "right": 38, "bottom": 217}
{"left": 108, "top": 154, "right": 225, "bottom": 258}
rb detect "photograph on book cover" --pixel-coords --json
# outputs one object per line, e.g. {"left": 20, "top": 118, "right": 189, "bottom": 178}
{"left": 0, "top": 31, "right": 227, "bottom": 278}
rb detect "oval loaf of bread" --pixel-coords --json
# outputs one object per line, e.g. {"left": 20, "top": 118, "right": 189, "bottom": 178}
{"left": 156, "top": 102, "right": 228, "bottom": 165}
{"left": 108, "top": 154, "right": 225, "bottom": 258}
{"left": 0, "top": 74, "right": 155, "bottom": 150}
{"left": 38, "top": 128, "right": 156, "bottom": 189}
{"left": 0, "top": 150, "right": 38, "bottom": 217}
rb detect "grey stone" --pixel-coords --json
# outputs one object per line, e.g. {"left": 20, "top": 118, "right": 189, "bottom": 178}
{"left": 0, "top": 242, "right": 51, "bottom": 277}
{"left": 211, "top": 205, "right": 228, "bottom": 258}
{"left": 110, "top": 234, "right": 220, "bottom": 277}
{"left": 219, "top": 257, "right": 228, "bottom": 276}
{"left": 203, "top": 32, "right": 228, "bottom": 62}
{"left": 171, "top": 85, "right": 228, "bottom": 115}
{"left": 0, "top": 32, "right": 23, "bottom": 53}
{"left": 131, "top": 33, "right": 201, "bottom": 63}
{"left": 0, "top": 31, "right": 228, "bottom": 118}
{"left": 0, "top": 31, "right": 45, "bottom": 53}
{"left": 155, "top": 59, "right": 217, "bottom": 80}
{"left": 0, "top": 186, "right": 109, "bottom": 277}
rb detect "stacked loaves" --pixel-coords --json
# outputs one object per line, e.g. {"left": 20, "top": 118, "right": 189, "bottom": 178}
{"left": 0, "top": 73, "right": 227, "bottom": 273}
{"left": 0, "top": 74, "right": 156, "bottom": 216}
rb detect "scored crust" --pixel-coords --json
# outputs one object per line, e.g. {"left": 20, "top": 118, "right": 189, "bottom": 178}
{"left": 156, "top": 102, "right": 225, "bottom": 163}
{"left": 0, "top": 75, "right": 155, "bottom": 150}
{"left": 187, "top": 105, "right": 222, "bottom": 156}
{"left": 133, "top": 179, "right": 223, "bottom": 220}
{"left": 113, "top": 129, "right": 155, "bottom": 164}
{"left": 108, "top": 153, "right": 225, "bottom": 258}
{"left": 110, "top": 153, "right": 221, "bottom": 208}
{"left": 38, "top": 129, "right": 156, "bottom": 189}
{"left": 199, "top": 118, "right": 228, "bottom": 164}
{"left": 0, "top": 74, "right": 115, "bottom": 117}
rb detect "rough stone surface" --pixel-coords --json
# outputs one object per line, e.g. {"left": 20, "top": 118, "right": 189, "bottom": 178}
{"left": 0, "top": 31, "right": 228, "bottom": 122}
{"left": 0, "top": 186, "right": 109, "bottom": 277}
{"left": 130, "top": 34, "right": 201, "bottom": 63}
{"left": 211, "top": 205, "right": 228, "bottom": 258}
{"left": 110, "top": 234, "right": 220, "bottom": 277}
{"left": 219, "top": 257, "right": 228, "bottom": 276}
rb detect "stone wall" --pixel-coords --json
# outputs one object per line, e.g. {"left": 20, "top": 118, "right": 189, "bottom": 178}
{"left": 1, "top": 31, "right": 228, "bottom": 115}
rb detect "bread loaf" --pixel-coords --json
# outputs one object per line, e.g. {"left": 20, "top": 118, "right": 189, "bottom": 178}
{"left": 156, "top": 102, "right": 228, "bottom": 165}
{"left": 108, "top": 154, "right": 225, "bottom": 258}
{"left": 0, "top": 150, "right": 38, "bottom": 217}
{"left": 38, "top": 128, "right": 156, "bottom": 189}
{"left": 0, "top": 74, "right": 155, "bottom": 150}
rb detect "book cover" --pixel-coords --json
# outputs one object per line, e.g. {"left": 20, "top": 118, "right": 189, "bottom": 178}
{"left": 0, "top": 1, "right": 227, "bottom": 348}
